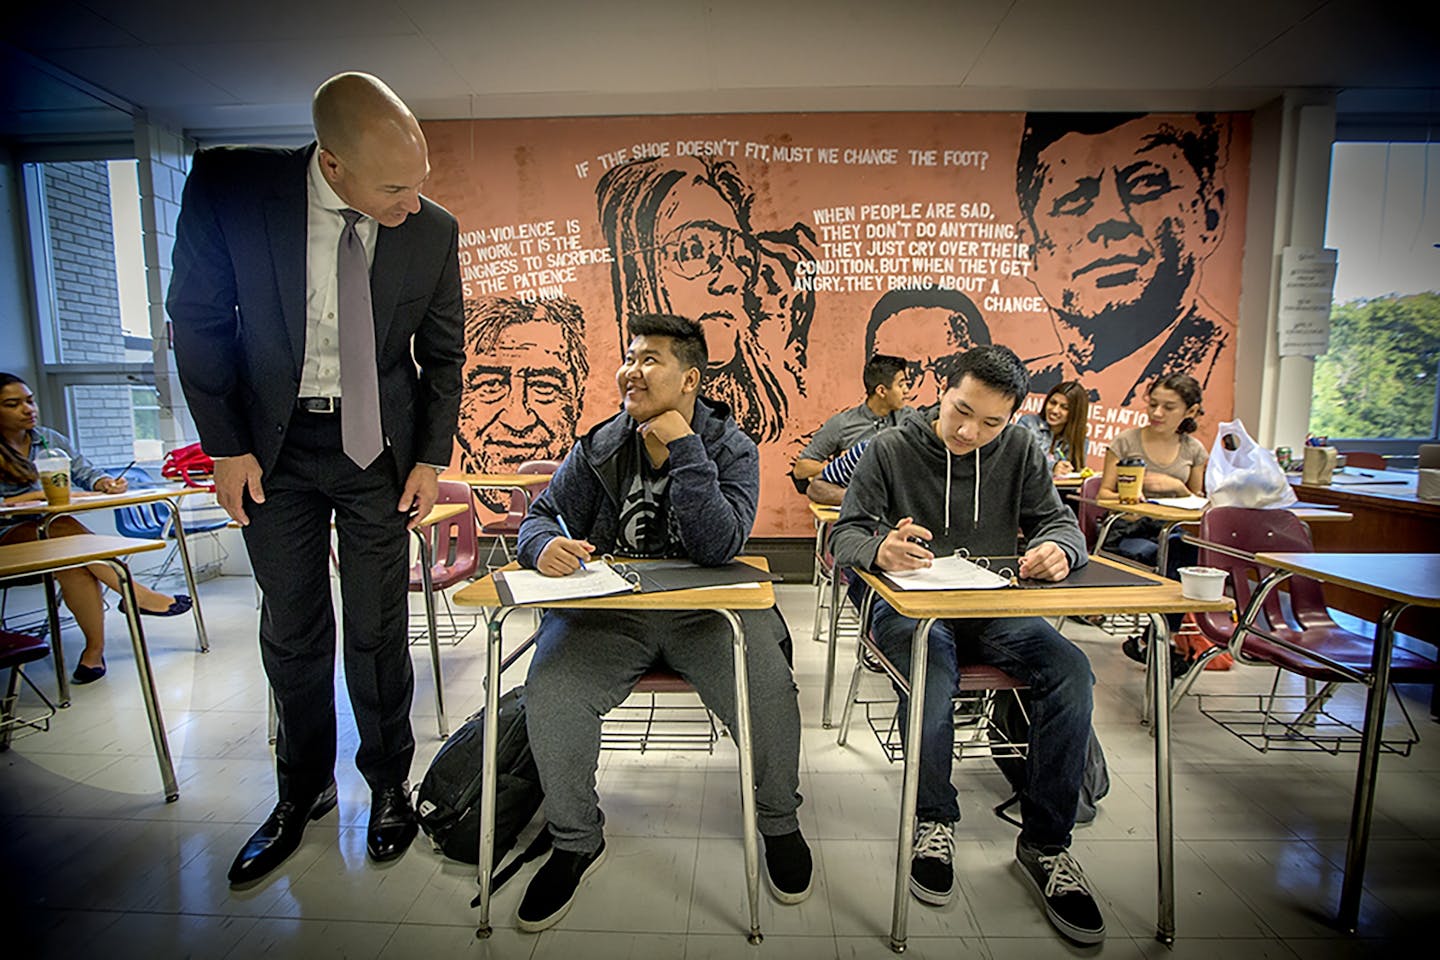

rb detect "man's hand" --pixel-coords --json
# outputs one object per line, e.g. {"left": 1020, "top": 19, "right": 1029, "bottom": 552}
{"left": 875, "top": 516, "right": 935, "bottom": 572}
{"left": 537, "top": 536, "right": 595, "bottom": 577}
{"left": 1019, "top": 541, "right": 1070, "bottom": 582}
{"left": 398, "top": 466, "right": 440, "bottom": 531}
{"left": 213, "top": 454, "right": 265, "bottom": 525}
{"left": 95, "top": 476, "right": 129, "bottom": 494}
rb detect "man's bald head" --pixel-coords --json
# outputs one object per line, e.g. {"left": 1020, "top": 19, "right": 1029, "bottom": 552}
{"left": 311, "top": 72, "right": 430, "bottom": 227}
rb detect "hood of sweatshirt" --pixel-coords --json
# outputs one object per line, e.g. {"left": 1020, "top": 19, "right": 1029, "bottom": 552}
{"left": 829, "top": 411, "right": 1088, "bottom": 573}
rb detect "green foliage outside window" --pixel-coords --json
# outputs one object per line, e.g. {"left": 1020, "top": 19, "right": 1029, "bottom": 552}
{"left": 1310, "top": 292, "right": 1440, "bottom": 440}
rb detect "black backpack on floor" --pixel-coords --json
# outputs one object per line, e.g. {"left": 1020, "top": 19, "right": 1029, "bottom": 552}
{"left": 416, "top": 684, "right": 549, "bottom": 885}
{"left": 988, "top": 689, "right": 1110, "bottom": 826}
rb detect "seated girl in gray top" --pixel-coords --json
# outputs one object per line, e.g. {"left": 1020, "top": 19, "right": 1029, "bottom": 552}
{"left": 1016, "top": 380, "right": 1089, "bottom": 478}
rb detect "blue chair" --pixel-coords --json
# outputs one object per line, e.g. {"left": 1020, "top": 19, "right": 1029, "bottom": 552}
{"left": 110, "top": 466, "right": 229, "bottom": 583}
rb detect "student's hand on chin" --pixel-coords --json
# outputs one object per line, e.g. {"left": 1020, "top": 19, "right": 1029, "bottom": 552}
{"left": 637, "top": 410, "right": 692, "bottom": 445}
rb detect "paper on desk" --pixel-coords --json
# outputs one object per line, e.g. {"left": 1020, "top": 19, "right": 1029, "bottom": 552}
{"left": 885, "top": 554, "right": 1012, "bottom": 591}
{"left": 1148, "top": 495, "right": 1210, "bottom": 509}
{"left": 493, "top": 562, "right": 638, "bottom": 605}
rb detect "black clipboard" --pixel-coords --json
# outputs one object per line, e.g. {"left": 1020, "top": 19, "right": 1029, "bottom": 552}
{"left": 612, "top": 558, "right": 783, "bottom": 594}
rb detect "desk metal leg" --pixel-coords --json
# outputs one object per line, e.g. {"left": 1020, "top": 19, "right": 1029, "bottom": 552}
{"left": 474, "top": 607, "right": 511, "bottom": 939}
{"left": 890, "top": 617, "right": 934, "bottom": 953}
{"left": 106, "top": 558, "right": 178, "bottom": 802}
{"left": 1148, "top": 612, "right": 1175, "bottom": 943}
{"left": 721, "top": 608, "right": 763, "bottom": 944}
{"left": 821, "top": 564, "right": 845, "bottom": 729}
{"left": 1338, "top": 600, "right": 1406, "bottom": 932}
{"left": 164, "top": 499, "right": 210, "bottom": 653}
{"left": 41, "top": 572, "right": 71, "bottom": 706}
{"left": 414, "top": 529, "right": 447, "bottom": 739}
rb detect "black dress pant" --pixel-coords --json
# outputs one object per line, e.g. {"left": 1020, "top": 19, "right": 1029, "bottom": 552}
{"left": 243, "top": 409, "right": 415, "bottom": 802}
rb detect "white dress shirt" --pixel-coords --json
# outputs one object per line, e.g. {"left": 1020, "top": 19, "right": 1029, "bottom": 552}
{"left": 302, "top": 148, "right": 377, "bottom": 399}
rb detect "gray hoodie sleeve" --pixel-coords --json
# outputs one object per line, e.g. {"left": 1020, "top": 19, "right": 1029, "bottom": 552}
{"left": 1017, "top": 441, "right": 1089, "bottom": 569}
{"left": 829, "top": 440, "right": 890, "bottom": 572}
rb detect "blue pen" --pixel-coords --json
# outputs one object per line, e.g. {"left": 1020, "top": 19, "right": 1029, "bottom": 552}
{"left": 555, "top": 513, "right": 587, "bottom": 570}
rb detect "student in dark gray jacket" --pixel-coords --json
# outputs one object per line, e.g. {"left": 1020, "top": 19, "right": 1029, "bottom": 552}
{"left": 514, "top": 313, "right": 810, "bottom": 933}
{"left": 830, "top": 345, "right": 1105, "bottom": 946}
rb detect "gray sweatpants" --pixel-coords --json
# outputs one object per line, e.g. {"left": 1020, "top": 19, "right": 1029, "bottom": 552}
{"left": 524, "top": 606, "right": 803, "bottom": 854}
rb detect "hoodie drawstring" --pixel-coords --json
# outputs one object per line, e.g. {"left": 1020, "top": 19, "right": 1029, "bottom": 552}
{"left": 943, "top": 449, "right": 952, "bottom": 536}
{"left": 973, "top": 446, "right": 980, "bottom": 526}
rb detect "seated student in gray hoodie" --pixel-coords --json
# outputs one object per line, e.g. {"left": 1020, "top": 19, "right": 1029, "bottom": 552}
{"left": 829, "top": 345, "right": 1104, "bottom": 946}
{"left": 513, "top": 313, "right": 811, "bottom": 933}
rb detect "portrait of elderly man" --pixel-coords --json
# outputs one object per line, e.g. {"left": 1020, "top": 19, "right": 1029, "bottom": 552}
{"left": 1015, "top": 113, "right": 1233, "bottom": 406}
{"left": 456, "top": 295, "right": 588, "bottom": 510}
{"left": 597, "top": 156, "right": 815, "bottom": 445}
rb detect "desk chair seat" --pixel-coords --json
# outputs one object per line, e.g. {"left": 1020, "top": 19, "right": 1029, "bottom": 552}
{"left": 110, "top": 467, "right": 229, "bottom": 584}
{"left": 1, "top": 628, "right": 57, "bottom": 749}
{"left": 1180, "top": 506, "right": 1439, "bottom": 754}
{"left": 1338, "top": 451, "right": 1386, "bottom": 470}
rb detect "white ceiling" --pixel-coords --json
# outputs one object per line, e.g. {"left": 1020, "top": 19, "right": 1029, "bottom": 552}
{"left": 2, "top": 0, "right": 1438, "bottom": 142}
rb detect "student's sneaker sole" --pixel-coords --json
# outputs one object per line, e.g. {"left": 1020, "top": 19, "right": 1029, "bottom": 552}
{"left": 516, "top": 846, "right": 608, "bottom": 933}
{"left": 909, "top": 875, "right": 954, "bottom": 906}
{"left": 766, "top": 870, "right": 813, "bottom": 905}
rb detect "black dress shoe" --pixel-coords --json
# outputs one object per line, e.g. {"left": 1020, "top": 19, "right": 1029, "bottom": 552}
{"left": 227, "top": 781, "right": 338, "bottom": 888}
{"left": 367, "top": 784, "right": 418, "bottom": 862}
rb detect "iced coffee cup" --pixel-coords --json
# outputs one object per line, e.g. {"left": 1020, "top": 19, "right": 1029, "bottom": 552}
{"left": 1115, "top": 456, "right": 1146, "bottom": 504}
{"left": 35, "top": 449, "right": 71, "bottom": 506}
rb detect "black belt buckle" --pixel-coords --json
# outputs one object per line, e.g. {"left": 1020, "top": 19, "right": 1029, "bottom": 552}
{"left": 298, "top": 397, "right": 338, "bottom": 413}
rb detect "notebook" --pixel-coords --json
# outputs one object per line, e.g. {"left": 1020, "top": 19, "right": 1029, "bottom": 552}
{"left": 879, "top": 554, "right": 1161, "bottom": 592}
{"left": 492, "top": 558, "right": 780, "bottom": 606}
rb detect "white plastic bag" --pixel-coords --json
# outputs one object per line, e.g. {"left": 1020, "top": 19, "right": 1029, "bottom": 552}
{"left": 1205, "top": 419, "right": 1297, "bottom": 509}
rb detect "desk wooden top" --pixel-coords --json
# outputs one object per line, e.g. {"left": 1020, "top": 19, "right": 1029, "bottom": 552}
{"left": 455, "top": 556, "right": 776, "bottom": 611}
{"left": 0, "top": 534, "right": 165, "bottom": 579}
{"left": 808, "top": 502, "right": 840, "bottom": 524}
{"left": 415, "top": 502, "right": 470, "bottom": 528}
{"left": 1053, "top": 474, "right": 1088, "bottom": 488}
{"left": 1083, "top": 498, "right": 1352, "bottom": 524}
{"left": 1291, "top": 474, "right": 1440, "bottom": 518}
{"left": 1256, "top": 552, "right": 1440, "bottom": 607}
{"left": 0, "top": 485, "right": 202, "bottom": 519}
{"left": 441, "top": 472, "right": 552, "bottom": 489}
{"left": 856, "top": 555, "right": 1235, "bottom": 620}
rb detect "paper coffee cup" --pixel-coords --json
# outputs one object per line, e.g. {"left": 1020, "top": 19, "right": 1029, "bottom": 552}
{"left": 1116, "top": 457, "right": 1146, "bottom": 503}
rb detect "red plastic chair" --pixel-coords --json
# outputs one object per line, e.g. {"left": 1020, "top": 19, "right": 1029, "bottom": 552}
{"left": 409, "top": 480, "right": 481, "bottom": 642}
{"left": 1076, "top": 475, "right": 1107, "bottom": 554}
{"left": 480, "top": 460, "right": 562, "bottom": 563}
{"left": 1177, "top": 506, "right": 1438, "bottom": 752}
{"left": 1, "top": 628, "right": 57, "bottom": 749}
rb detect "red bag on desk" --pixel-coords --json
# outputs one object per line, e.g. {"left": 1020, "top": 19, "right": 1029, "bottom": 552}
{"left": 161, "top": 443, "right": 216, "bottom": 489}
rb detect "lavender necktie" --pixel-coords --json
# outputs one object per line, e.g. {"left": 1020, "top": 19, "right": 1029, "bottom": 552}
{"left": 337, "top": 208, "right": 384, "bottom": 469}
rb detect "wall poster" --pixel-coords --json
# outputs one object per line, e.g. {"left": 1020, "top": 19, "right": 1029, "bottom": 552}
{"left": 422, "top": 111, "right": 1251, "bottom": 536}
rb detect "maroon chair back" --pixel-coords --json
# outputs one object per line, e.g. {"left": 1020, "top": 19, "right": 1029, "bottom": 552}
{"left": 482, "top": 460, "right": 562, "bottom": 536}
{"left": 411, "top": 481, "right": 480, "bottom": 590}
{"left": 1193, "top": 506, "right": 1320, "bottom": 647}
{"left": 1077, "top": 475, "right": 1106, "bottom": 553}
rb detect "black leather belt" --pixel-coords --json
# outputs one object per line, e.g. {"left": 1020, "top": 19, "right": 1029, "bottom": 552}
{"left": 297, "top": 397, "right": 340, "bottom": 413}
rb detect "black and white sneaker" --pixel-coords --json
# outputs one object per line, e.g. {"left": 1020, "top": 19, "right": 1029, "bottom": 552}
{"left": 763, "top": 828, "right": 813, "bottom": 904}
{"left": 1015, "top": 838, "right": 1105, "bottom": 944}
{"left": 909, "top": 820, "right": 955, "bottom": 905}
{"left": 516, "top": 842, "right": 607, "bottom": 933}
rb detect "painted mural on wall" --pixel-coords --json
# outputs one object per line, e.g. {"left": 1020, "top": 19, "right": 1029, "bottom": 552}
{"left": 423, "top": 111, "right": 1249, "bottom": 536}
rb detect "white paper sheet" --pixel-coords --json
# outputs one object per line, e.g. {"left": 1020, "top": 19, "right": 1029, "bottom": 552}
{"left": 494, "top": 562, "right": 638, "bottom": 604}
{"left": 885, "top": 554, "right": 1012, "bottom": 591}
{"left": 1148, "top": 495, "right": 1211, "bottom": 509}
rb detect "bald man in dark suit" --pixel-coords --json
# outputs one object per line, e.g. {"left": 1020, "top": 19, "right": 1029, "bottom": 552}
{"left": 167, "top": 73, "right": 464, "bottom": 887}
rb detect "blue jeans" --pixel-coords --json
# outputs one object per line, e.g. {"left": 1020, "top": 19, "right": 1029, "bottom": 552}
{"left": 870, "top": 598, "right": 1094, "bottom": 848}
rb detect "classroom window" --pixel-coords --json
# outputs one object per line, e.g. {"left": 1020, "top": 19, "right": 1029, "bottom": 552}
{"left": 1310, "top": 141, "right": 1440, "bottom": 446}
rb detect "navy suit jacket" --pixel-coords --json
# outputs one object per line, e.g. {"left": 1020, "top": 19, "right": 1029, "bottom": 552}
{"left": 166, "top": 144, "right": 464, "bottom": 478}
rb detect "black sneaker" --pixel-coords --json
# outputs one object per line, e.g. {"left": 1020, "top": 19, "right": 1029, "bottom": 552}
{"left": 763, "top": 828, "right": 813, "bottom": 904}
{"left": 909, "top": 820, "right": 954, "bottom": 905}
{"left": 516, "top": 842, "right": 606, "bottom": 933}
{"left": 1015, "top": 838, "right": 1105, "bottom": 944}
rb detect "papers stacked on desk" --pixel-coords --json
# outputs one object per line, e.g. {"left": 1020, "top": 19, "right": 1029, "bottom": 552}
{"left": 493, "top": 562, "right": 638, "bottom": 605}
{"left": 883, "top": 554, "right": 1012, "bottom": 591}
{"left": 1148, "top": 495, "right": 1210, "bottom": 509}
